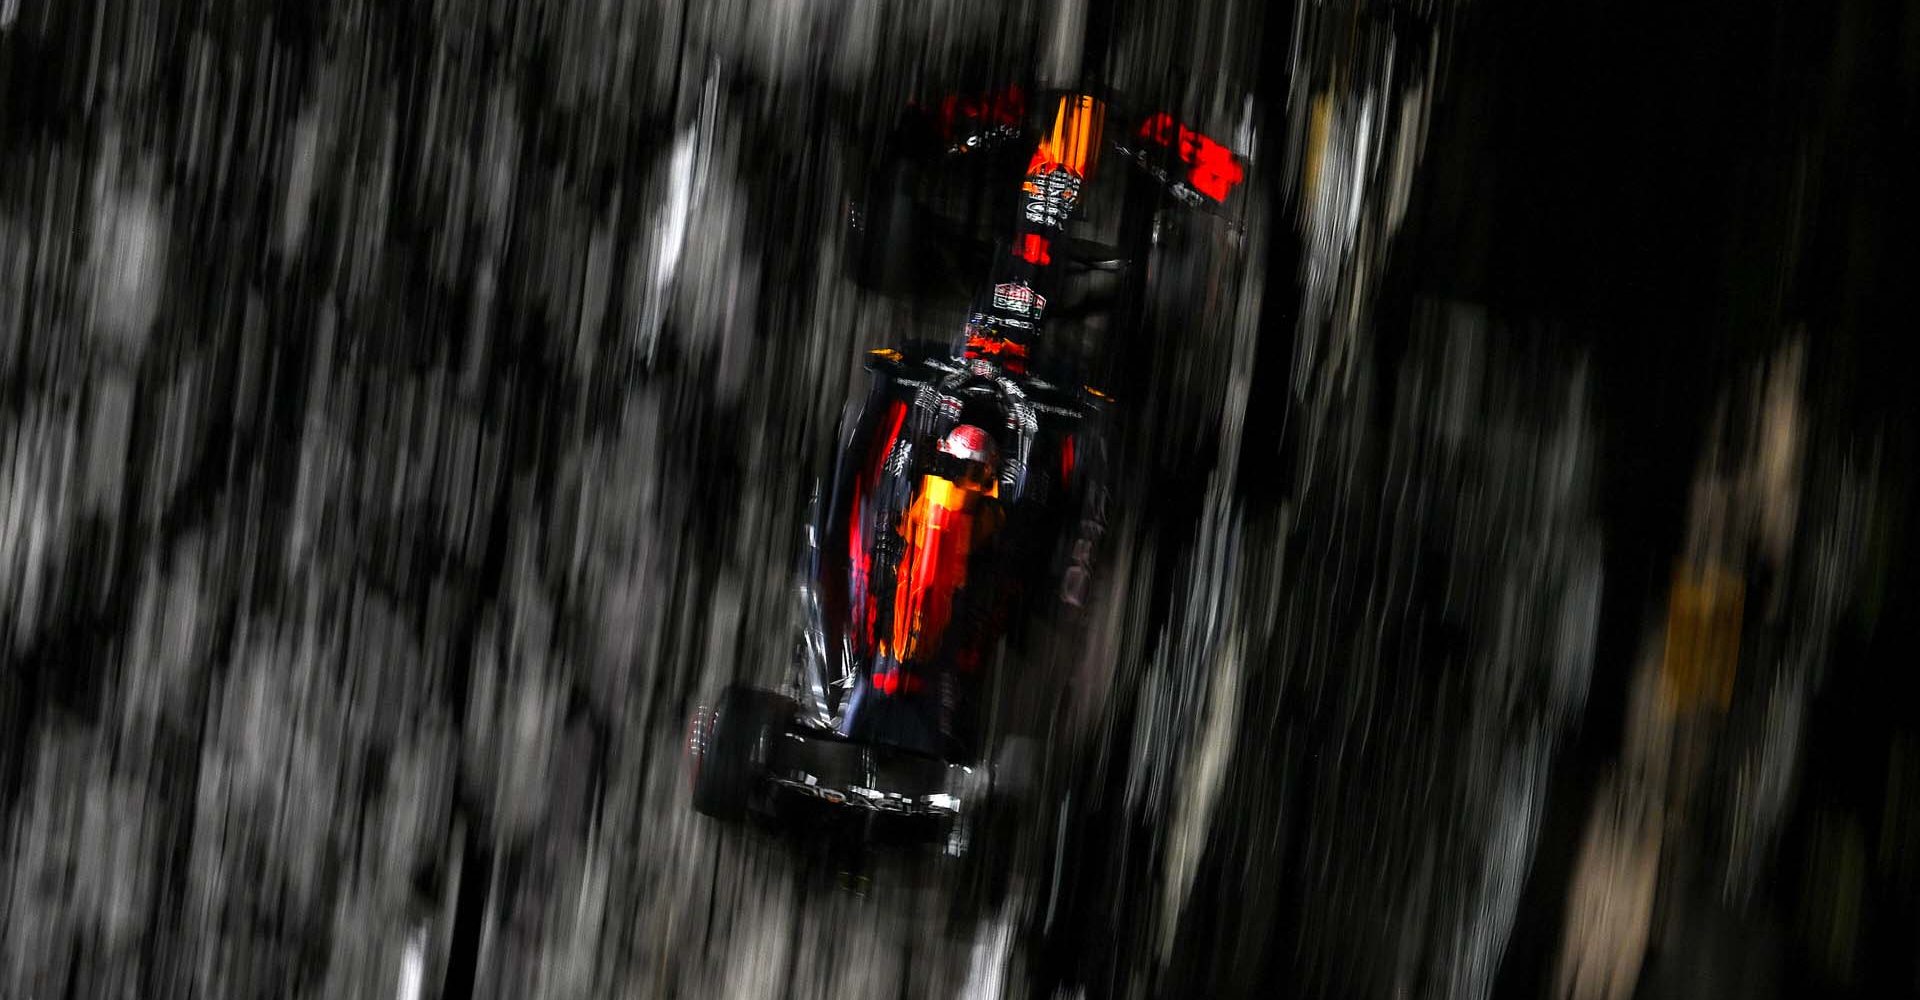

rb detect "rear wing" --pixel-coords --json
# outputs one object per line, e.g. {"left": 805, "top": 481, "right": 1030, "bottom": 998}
{"left": 899, "top": 87, "right": 1254, "bottom": 223}
{"left": 1111, "top": 112, "right": 1252, "bottom": 224}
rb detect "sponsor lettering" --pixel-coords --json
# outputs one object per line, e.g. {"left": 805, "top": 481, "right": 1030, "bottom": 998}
{"left": 1022, "top": 168, "right": 1082, "bottom": 228}
{"left": 769, "top": 778, "right": 960, "bottom": 814}
{"left": 992, "top": 282, "right": 1047, "bottom": 317}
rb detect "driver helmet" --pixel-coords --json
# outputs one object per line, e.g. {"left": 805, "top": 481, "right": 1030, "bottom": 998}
{"left": 938, "top": 424, "right": 999, "bottom": 490}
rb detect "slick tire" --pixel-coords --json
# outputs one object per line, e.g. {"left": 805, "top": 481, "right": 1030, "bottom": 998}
{"left": 692, "top": 685, "right": 795, "bottom": 822}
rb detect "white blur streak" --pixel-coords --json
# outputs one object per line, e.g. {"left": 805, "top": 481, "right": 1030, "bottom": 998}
{"left": 1039, "top": 0, "right": 1087, "bottom": 89}
{"left": 1425, "top": 311, "right": 1603, "bottom": 1000}
{"left": 1385, "top": 83, "right": 1427, "bottom": 235}
{"left": 1288, "top": 18, "right": 1438, "bottom": 461}
{"left": 633, "top": 69, "right": 759, "bottom": 401}
{"left": 638, "top": 126, "right": 697, "bottom": 369}
{"left": 1749, "top": 340, "right": 1805, "bottom": 573}
{"left": 1557, "top": 773, "right": 1664, "bottom": 1000}
{"left": 0, "top": 401, "right": 82, "bottom": 655}
{"left": 1157, "top": 183, "right": 1268, "bottom": 964}
{"left": 88, "top": 162, "right": 168, "bottom": 355}
{"left": 281, "top": 112, "right": 321, "bottom": 258}
{"left": 1724, "top": 668, "right": 1805, "bottom": 901}
{"left": 1124, "top": 198, "right": 1268, "bottom": 885}
{"left": 1160, "top": 623, "right": 1243, "bottom": 963}
{"left": 1448, "top": 728, "right": 1551, "bottom": 1000}
{"left": 637, "top": 84, "right": 705, "bottom": 367}
{"left": 1560, "top": 633, "right": 1676, "bottom": 1000}
{"left": 656, "top": 133, "right": 697, "bottom": 297}
{"left": 1556, "top": 581, "right": 1674, "bottom": 1000}
{"left": 395, "top": 928, "right": 425, "bottom": 1000}
{"left": 960, "top": 903, "right": 1019, "bottom": 1000}
{"left": 1297, "top": 85, "right": 1379, "bottom": 404}
{"left": 1721, "top": 425, "right": 1877, "bottom": 902}
{"left": 1235, "top": 95, "right": 1258, "bottom": 164}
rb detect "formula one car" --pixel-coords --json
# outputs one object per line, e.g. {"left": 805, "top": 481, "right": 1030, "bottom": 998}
{"left": 687, "top": 89, "right": 1248, "bottom": 853}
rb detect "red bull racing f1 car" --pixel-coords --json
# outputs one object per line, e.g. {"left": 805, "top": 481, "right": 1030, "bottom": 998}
{"left": 688, "top": 89, "right": 1248, "bottom": 850}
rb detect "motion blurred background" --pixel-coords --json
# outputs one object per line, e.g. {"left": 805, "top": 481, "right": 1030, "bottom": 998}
{"left": 1, "top": 0, "right": 1915, "bottom": 997}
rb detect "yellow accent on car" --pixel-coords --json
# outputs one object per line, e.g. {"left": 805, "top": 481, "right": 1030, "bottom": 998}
{"left": 1033, "top": 95, "right": 1105, "bottom": 177}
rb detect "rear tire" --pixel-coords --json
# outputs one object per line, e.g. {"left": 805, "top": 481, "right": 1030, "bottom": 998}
{"left": 692, "top": 685, "right": 795, "bottom": 821}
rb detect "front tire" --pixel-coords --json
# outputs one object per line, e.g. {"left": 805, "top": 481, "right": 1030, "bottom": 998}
{"left": 691, "top": 685, "right": 795, "bottom": 821}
